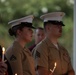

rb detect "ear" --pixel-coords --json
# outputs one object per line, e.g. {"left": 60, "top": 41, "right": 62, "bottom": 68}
{"left": 16, "top": 29, "right": 22, "bottom": 35}
{"left": 46, "top": 25, "right": 51, "bottom": 31}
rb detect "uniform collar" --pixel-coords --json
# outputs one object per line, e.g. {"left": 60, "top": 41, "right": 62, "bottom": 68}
{"left": 44, "top": 37, "right": 61, "bottom": 49}
{"left": 44, "top": 37, "right": 55, "bottom": 48}
{"left": 13, "top": 41, "right": 31, "bottom": 53}
{"left": 13, "top": 41, "right": 23, "bottom": 50}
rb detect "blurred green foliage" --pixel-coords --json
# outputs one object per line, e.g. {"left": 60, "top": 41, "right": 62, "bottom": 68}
{"left": 0, "top": 0, "right": 74, "bottom": 59}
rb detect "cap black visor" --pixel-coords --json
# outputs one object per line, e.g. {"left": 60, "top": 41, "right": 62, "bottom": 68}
{"left": 44, "top": 20, "right": 65, "bottom": 26}
{"left": 20, "top": 22, "right": 35, "bottom": 29}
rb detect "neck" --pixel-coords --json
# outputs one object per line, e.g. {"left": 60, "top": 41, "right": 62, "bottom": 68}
{"left": 35, "top": 41, "right": 39, "bottom": 45}
{"left": 47, "top": 35, "right": 58, "bottom": 44}
{"left": 15, "top": 38, "right": 26, "bottom": 48}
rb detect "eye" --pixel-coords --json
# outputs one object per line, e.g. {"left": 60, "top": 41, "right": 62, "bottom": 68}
{"left": 28, "top": 28, "right": 33, "bottom": 32}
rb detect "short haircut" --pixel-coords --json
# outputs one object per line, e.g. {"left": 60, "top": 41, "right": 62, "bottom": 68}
{"left": 44, "top": 20, "right": 64, "bottom": 29}
{"left": 35, "top": 27, "right": 44, "bottom": 32}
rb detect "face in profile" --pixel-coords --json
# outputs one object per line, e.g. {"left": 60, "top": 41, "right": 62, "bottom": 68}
{"left": 17, "top": 27, "right": 33, "bottom": 43}
{"left": 35, "top": 28, "right": 45, "bottom": 44}
{"left": 49, "top": 24, "right": 62, "bottom": 38}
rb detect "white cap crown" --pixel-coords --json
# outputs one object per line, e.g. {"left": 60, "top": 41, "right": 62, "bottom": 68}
{"left": 40, "top": 12, "right": 65, "bottom": 22}
{"left": 8, "top": 15, "right": 34, "bottom": 27}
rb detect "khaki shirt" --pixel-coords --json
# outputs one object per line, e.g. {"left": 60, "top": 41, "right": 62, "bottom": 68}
{"left": 5, "top": 41, "right": 36, "bottom": 75}
{"left": 33, "top": 37, "right": 73, "bottom": 75}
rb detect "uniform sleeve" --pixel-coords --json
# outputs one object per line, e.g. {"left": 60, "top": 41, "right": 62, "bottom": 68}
{"left": 67, "top": 53, "right": 74, "bottom": 71}
{"left": 8, "top": 47, "right": 23, "bottom": 75}
{"left": 63, "top": 48, "right": 74, "bottom": 71}
{"left": 33, "top": 44, "right": 48, "bottom": 70}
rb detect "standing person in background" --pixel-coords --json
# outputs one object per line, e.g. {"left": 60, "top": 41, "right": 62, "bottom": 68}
{"left": 29, "top": 27, "right": 45, "bottom": 51}
{"left": 5, "top": 15, "right": 36, "bottom": 75}
{"left": 33, "top": 12, "right": 75, "bottom": 75}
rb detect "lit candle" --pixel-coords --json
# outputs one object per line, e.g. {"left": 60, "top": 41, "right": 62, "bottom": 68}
{"left": 50, "top": 62, "right": 57, "bottom": 73}
{"left": 15, "top": 73, "right": 17, "bottom": 75}
{"left": 2, "top": 47, "right": 5, "bottom": 62}
{"left": 52, "top": 62, "right": 57, "bottom": 73}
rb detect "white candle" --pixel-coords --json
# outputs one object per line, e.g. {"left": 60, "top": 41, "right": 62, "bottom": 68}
{"left": 2, "top": 47, "right": 5, "bottom": 62}
{"left": 52, "top": 62, "right": 57, "bottom": 73}
{"left": 50, "top": 69, "right": 53, "bottom": 73}
{"left": 50, "top": 62, "right": 57, "bottom": 73}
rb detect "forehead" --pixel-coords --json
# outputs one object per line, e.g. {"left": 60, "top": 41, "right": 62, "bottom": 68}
{"left": 36, "top": 28, "right": 44, "bottom": 32}
{"left": 21, "top": 26, "right": 32, "bottom": 30}
{"left": 49, "top": 24, "right": 62, "bottom": 28}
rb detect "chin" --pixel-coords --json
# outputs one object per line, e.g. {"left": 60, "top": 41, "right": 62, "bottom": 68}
{"left": 25, "top": 39, "right": 32, "bottom": 43}
{"left": 59, "top": 33, "right": 62, "bottom": 36}
{"left": 58, "top": 35, "right": 62, "bottom": 37}
{"left": 57, "top": 34, "right": 61, "bottom": 37}
{"left": 28, "top": 39, "right": 32, "bottom": 42}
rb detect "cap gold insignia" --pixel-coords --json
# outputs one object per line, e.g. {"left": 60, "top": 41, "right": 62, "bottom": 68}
{"left": 60, "top": 13, "right": 64, "bottom": 16}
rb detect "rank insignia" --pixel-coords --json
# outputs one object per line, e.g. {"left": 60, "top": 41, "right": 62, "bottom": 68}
{"left": 35, "top": 51, "right": 40, "bottom": 58}
{"left": 10, "top": 55, "right": 17, "bottom": 61}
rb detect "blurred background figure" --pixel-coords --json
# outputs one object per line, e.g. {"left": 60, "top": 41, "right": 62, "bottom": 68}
{"left": 29, "top": 27, "right": 45, "bottom": 51}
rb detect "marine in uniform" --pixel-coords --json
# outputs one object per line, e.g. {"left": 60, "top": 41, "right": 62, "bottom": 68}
{"left": 5, "top": 15, "right": 36, "bottom": 75}
{"left": 33, "top": 12, "right": 75, "bottom": 75}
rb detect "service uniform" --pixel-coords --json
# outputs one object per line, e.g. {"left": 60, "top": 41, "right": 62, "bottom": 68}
{"left": 5, "top": 41, "right": 36, "bottom": 75}
{"left": 33, "top": 37, "right": 73, "bottom": 75}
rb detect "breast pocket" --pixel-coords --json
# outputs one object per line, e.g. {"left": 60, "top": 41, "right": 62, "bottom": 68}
{"left": 48, "top": 51, "right": 56, "bottom": 70}
{"left": 63, "top": 53, "right": 70, "bottom": 63}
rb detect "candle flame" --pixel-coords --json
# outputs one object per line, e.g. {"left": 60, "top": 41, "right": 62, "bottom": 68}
{"left": 54, "top": 62, "right": 57, "bottom": 67}
{"left": 2, "top": 47, "right": 5, "bottom": 52}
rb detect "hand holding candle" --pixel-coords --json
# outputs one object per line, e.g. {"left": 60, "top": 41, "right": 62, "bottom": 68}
{"left": 2, "top": 47, "right": 5, "bottom": 62}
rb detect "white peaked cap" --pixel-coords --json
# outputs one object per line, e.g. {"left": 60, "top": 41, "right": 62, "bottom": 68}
{"left": 8, "top": 15, "right": 34, "bottom": 27}
{"left": 40, "top": 12, "right": 65, "bottom": 22}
